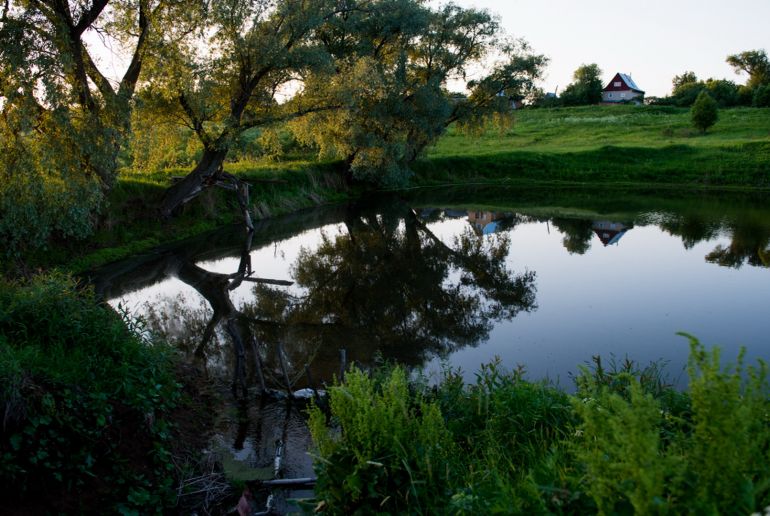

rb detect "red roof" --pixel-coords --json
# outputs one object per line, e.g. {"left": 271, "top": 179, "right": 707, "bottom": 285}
{"left": 602, "top": 73, "right": 644, "bottom": 94}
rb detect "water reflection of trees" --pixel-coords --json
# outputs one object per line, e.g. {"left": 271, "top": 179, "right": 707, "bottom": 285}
{"left": 141, "top": 202, "right": 537, "bottom": 392}
{"left": 551, "top": 218, "right": 595, "bottom": 255}
{"left": 242, "top": 203, "right": 537, "bottom": 380}
{"left": 659, "top": 213, "right": 770, "bottom": 269}
{"left": 547, "top": 211, "right": 770, "bottom": 269}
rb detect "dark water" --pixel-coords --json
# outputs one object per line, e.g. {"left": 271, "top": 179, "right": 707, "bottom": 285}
{"left": 85, "top": 186, "right": 770, "bottom": 505}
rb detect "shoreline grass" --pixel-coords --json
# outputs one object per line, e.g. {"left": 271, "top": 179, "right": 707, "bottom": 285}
{"left": 10, "top": 106, "right": 769, "bottom": 274}
{"left": 309, "top": 338, "right": 770, "bottom": 514}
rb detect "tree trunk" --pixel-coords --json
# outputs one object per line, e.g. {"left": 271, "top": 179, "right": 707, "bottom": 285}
{"left": 159, "top": 147, "right": 229, "bottom": 218}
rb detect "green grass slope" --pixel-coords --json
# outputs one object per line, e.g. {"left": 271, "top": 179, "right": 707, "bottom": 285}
{"left": 417, "top": 106, "right": 770, "bottom": 187}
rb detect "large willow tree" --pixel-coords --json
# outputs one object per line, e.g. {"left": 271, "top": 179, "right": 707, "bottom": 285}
{"left": 291, "top": 0, "right": 547, "bottom": 186}
{"left": 0, "top": 0, "right": 190, "bottom": 253}
{"left": 153, "top": 0, "right": 348, "bottom": 218}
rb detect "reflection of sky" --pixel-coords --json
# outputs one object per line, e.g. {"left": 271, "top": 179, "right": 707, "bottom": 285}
{"left": 109, "top": 214, "right": 770, "bottom": 389}
{"left": 427, "top": 221, "right": 770, "bottom": 388}
{"left": 109, "top": 224, "right": 348, "bottom": 315}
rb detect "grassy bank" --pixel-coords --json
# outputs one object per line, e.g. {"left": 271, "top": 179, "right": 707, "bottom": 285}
{"left": 309, "top": 339, "right": 770, "bottom": 514}
{"left": 417, "top": 106, "right": 770, "bottom": 187}
{"left": 18, "top": 160, "right": 353, "bottom": 274}
{"left": 14, "top": 106, "right": 770, "bottom": 274}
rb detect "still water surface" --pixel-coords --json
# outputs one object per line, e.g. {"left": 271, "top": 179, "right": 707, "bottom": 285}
{"left": 89, "top": 186, "right": 770, "bottom": 390}
{"left": 86, "top": 186, "right": 770, "bottom": 509}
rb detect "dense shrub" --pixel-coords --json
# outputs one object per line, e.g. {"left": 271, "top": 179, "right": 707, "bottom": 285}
{"left": 754, "top": 84, "right": 770, "bottom": 107}
{"left": 0, "top": 274, "right": 180, "bottom": 512}
{"left": 0, "top": 119, "right": 105, "bottom": 257}
{"left": 691, "top": 91, "right": 719, "bottom": 133}
{"left": 308, "top": 368, "right": 455, "bottom": 514}
{"left": 310, "top": 339, "right": 770, "bottom": 514}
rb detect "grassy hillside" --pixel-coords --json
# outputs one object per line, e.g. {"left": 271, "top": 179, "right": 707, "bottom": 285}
{"left": 417, "top": 106, "right": 770, "bottom": 187}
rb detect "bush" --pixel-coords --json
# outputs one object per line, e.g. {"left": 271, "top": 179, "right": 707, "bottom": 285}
{"left": 310, "top": 339, "right": 770, "bottom": 514}
{"left": 691, "top": 91, "right": 719, "bottom": 133}
{"left": 738, "top": 85, "right": 756, "bottom": 106}
{"left": 754, "top": 84, "right": 770, "bottom": 107}
{"left": 0, "top": 139, "right": 104, "bottom": 257}
{"left": 308, "top": 367, "right": 455, "bottom": 514}
{"left": 0, "top": 274, "right": 180, "bottom": 512}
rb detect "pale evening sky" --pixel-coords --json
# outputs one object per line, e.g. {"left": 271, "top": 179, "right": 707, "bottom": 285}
{"left": 448, "top": 0, "right": 770, "bottom": 97}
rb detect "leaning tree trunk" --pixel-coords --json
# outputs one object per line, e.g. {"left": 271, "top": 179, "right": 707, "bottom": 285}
{"left": 159, "top": 147, "right": 229, "bottom": 218}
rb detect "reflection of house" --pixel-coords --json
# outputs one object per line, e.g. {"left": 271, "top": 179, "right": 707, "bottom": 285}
{"left": 592, "top": 221, "right": 632, "bottom": 246}
{"left": 602, "top": 73, "right": 645, "bottom": 103}
{"left": 443, "top": 209, "right": 468, "bottom": 219}
{"left": 468, "top": 211, "right": 509, "bottom": 235}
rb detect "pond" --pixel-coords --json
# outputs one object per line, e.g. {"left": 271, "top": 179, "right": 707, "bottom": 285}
{"left": 85, "top": 185, "right": 770, "bottom": 510}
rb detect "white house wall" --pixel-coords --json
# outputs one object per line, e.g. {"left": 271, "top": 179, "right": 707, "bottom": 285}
{"left": 602, "top": 90, "right": 643, "bottom": 103}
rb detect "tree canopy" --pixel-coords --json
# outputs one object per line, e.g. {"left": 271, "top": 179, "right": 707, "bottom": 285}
{"left": 1, "top": 0, "right": 546, "bottom": 252}
{"left": 726, "top": 49, "right": 770, "bottom": 90}
{"left": 290, "top": 0, "right": 546, "bottom": 186}
{"left": 691, "top": 91, "right": 718, "bottom": 133}
{"left": 560, "top": 63, "right": 603, "bottom": 106}
{"left": 0, "top": 0, "right": 191, "bottom": 253}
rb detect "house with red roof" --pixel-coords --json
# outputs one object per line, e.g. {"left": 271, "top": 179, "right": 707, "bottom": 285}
{"left": 602, "top": 73, "right": 645, "bottom": 103}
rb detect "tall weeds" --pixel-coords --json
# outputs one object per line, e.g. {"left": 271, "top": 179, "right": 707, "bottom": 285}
{"left": 310, "top": 338, "right": 770, "bottom": 514}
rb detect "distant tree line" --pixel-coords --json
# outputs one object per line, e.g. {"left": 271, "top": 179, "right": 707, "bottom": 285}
{"left": 652, "top": 50, "right": 770, "bottom": 108}
{"left": 529, "top": 63, "right": 605, "bottom": 108}
{"left": 530, "top": 49, "right": 770, "bottom": 109}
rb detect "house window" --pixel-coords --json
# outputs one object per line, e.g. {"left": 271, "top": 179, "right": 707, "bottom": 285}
{"left": 614, "top": 81, "right": 621, "bottom": 87}
{"left": 608, "top": 93, "right": 613, "bottom": 98}
{"left": 621, "top": 93, "right": 626, "bottom": 98}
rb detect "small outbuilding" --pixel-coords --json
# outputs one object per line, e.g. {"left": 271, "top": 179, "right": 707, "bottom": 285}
{"left": 602, "top": 73, "right": 644, "bottom": 103}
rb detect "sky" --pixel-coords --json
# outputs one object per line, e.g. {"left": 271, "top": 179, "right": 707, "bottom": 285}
{"left": 448, "top": 0, "right": 770, "bottom": 97}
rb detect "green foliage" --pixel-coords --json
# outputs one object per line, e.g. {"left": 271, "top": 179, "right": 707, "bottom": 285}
{"left": 310, "top": 339, "right": 770, "bottom": 514}
{"left": 683, "top": 334, "right": 770, "bottom": 513}
{"left": 560, "top": 64, "right": 604, "bottom": 106}
{"left": 309, "top": 367, "right": 454, "bottom": 514}
{"left": 672, "top": 71, "right": 698, "bottom": 91}
{"left": 727, "top": 49, "right": 770, "bottom": 90}
{"left": 0, "top": 81, "right": 106, "bottom": 255}
{"left": 292, "top": 1, "right": 546, "bottom": 187}
{"left": 0, "top": 0, "right": 191, "bottom": 255}
{"left": 671, "top": 80, "right": 705, "bottom": 107}
{"left": 670, "top": 76, "right": 740, "bottom": 107}
{"left": 754, "top": 84, "right": 770, "bottom": 107}
{"left": 573, "top": 380, "right": 670, "bottom": 515}
{"left": 0, "top": 153, "right": 104, "bottom": 257}
{"left": 691, "top": 91, "right": 719, "bottom": 133}
{"left": 0, "top": 274, "right": 180, "bottom": 512}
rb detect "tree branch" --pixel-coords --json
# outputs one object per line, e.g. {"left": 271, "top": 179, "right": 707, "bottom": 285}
{"left": 82, "top": 44, "right": 117, "bottom": 101}
{"left": 178, "top": 92, "right": 213, "bottom": 148}
{"left": 73, "top": 0, "right": 109, "bottom": 37}
{"left": 118, "top": 0, "right": 152, "bottom": 99}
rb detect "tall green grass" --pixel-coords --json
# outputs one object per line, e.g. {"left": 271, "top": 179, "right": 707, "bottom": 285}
{"left": 309, "top": 338, "right": 770, "bottom": 514}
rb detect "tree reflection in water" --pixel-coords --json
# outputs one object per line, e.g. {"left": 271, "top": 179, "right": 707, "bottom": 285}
{"left": 141, "top": 201, "right": 537, "bottom": 393}
{"left": 658, "top": 212, "right": 770, "bottom": 269}
{"left": 243, "top": 202, "right": 537, "bottom": 381}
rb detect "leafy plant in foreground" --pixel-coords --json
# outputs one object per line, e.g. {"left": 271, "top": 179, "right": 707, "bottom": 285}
{"left": 310, "top": 338, "right": 770, "bottom": 514}
{"left": 0, "top": 274, "right": 181, "bottom": 512}
{"left": 309, "top": 367, "right": 454, "bottom": 514}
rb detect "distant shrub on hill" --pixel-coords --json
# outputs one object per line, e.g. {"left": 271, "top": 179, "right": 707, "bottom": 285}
{"left": 691, "top": 91, "right": 719, "bottom": 133}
